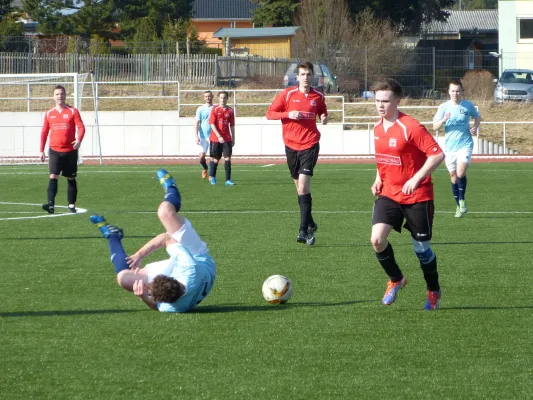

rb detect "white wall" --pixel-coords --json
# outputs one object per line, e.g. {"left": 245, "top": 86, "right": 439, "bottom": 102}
{"left": 0, "top": 111, "right": 374, "bottom": 157}
{"left": 499, "top": 0, "right": 533, "bottom": 71}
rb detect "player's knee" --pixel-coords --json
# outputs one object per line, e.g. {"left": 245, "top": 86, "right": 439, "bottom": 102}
{"left": 116, "top": 270, "right": 131, "bottom": 290}
{"left": 370, "top": 235, "right": 387, "bottom": 252}
{"left": 157, "top": 202, "right": 175, "bottom": 220}
{"left": 49, "top": 174, "right": 59, "bottom": 179}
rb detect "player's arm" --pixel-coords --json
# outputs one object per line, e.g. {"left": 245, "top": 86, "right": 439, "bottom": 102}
{"left": 39, "top": 115, "right": 50, "bottom": 161}
{"left": 470, "top": 104, "right": 481, "bottom": 135}
{"left": 126, "top": 233, "right": 168, "bottom": 269}
{"left": 266, "top": 92, "right": 289, "bottom": 120}
{"left": 403, "top": 126, "right": 444, "bottom": 194}
{"left": 194, "top": 108, "right": 201, "bottom": 144}
{"left": 319, "top": 95, "right": 328, "bottom": 125}
{"left": 432, "top": 106, "right": 448, "bottom": 131}
{"left": 230, "top": 111, "right": 235, "bottom": 146}
{"left": 73, "top": 109, "right": 85, "bottom": 149}
{"left": 133, "top": 280, "right": 158, "bottom": 310}
{"left": 209, "top": 108, "right": 224, "bottom": 143}
{"left": 371, "top": 170, "right": 383, "bottom": 196}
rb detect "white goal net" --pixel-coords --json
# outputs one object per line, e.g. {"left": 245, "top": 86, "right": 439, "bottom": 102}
{"left": 0, "top": 73, "right": 91, "bottom": 164}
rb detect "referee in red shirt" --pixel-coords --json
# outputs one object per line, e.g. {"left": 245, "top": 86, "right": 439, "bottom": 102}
{"left": 39, "top": 85, "right": 85, "bottom": 214}
{"left": 266, "top": 61, "right": 328, "bottom": 246}
{"left": 370, "top": 78, "right": 444, "bottom": 310}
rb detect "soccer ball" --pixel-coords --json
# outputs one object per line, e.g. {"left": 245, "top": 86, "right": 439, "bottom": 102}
{"left": 262, "top": 275, "right": 293, "bottom": 304}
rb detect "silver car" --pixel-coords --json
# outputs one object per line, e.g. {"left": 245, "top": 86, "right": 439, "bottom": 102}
{"left": 282, "top": 63, "right": 339, "bottom": 93}
{"left": 494, "top": 69, "right": 533, "bottom": 102}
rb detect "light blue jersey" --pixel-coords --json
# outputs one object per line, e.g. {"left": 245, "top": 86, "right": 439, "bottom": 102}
{"left": 433, "top": 100, "right": 480, "bottom": 152}
{"left": 195, "top": 104, "right": 214, "bottom": 140}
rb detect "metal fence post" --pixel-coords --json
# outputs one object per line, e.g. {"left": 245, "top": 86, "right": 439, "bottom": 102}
{"left": 27, "top": 82, "right": 31, "bottom": 112}
{"left": 177, "top": 81, "right": 181, "bottom": 118}
{"left": 432, "top": 47, "right": 436, "bottom": 95}
{"left": 503, "top": 122, "right": 507, "bottom": 153}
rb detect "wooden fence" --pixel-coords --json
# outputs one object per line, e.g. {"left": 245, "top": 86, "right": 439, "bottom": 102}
{"left": 0, "top": 53, "right": 294, "bottom": 84}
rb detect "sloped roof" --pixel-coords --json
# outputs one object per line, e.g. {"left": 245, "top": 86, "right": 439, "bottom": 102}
{"left": 192, "top": 0, "right": 260, "bottom": 20}
{"left": 422, "top": 9, "right": 498, "bottom": 34}
{"left": 213, "top": 27, "right": 300, "bottom": 38}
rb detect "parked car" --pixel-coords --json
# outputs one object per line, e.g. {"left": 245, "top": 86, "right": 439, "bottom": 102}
{"left": 493, "top": 69, "right": 533, "bottom": 103}
{"left": 282, "top": 63, "right": 339, "bottom": 93}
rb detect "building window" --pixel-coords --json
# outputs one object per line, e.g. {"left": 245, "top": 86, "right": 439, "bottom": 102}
{"left": 519, "top": 18, "right": 533, "bottom": 40}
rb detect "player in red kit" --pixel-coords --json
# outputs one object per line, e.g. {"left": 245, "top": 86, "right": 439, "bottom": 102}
{"left": 39, "top": 85, "right": 85, "bottom": 214}
{"left": 208, "top": 91, "right": 236, "bottom": 186}
{"left": 266, "top": 61, "right": 328, "bottom": 246}
{"left": 370, "top": 79, "right": 444, "bottom": 310}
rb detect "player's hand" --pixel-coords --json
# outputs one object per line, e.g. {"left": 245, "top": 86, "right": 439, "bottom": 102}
{"left": 288, "top": 111, "right": 300, "bottom": 120}
{"left": 39, "top": 152, "right": 46, "bottom": 162}
{"left": 320, "top": 114, "right": 328, "bottom": 125}
{"left": 402, "top": 178, "right": 419, "bottom": 195}
{"left": 195, "top": 137, "right": 200, "bottom": 145}
{"left": 469, "top": 126, "right": 478, "bottom": 135}
{"left": 72, "top": 140, "right": 81, "bottom": 150}
{"left": 371, "top": 180, "right": 382, "bottom": 196}
{"left": 218, "top": 136, "right": 224, "bottom": 143}
{"left": 443, "top": 112, "right": 451, "bottom": 122}
{"left": 231, "top": 139, "right": 235, "bottom": 147}
{"left": 126, "top": 252, "right": 144, "bottom": 269}
{"left": 133, "top": 280, "right": 146, "bottom": 297}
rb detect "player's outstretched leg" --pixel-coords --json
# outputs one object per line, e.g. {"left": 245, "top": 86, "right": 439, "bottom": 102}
{"left": 156, "top": 169, "right": 181, "bottom": 212}
{"left": 90, "top": 215, "right": 130, "bottom": 275}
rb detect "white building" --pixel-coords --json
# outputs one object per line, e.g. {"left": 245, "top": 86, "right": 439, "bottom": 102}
{"left": 498, "top": 0, "right": 533, "bottom": 73}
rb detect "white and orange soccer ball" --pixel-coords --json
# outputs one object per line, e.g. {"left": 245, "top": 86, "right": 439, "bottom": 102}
{"left": 262, "top": 275, "right": 293, "bottom": 304}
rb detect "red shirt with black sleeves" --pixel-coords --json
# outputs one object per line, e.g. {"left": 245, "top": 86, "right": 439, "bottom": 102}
{"left": 266, "top": 86, "right": 328, "bottom": 151}
{"left": 40, "top": 105, "right": 85, "bottom": 152}
{"left": 209, "top": 105, "right": 235, "bottom": 143}
{"left": 374, "top": 112, "right": 443, "bottom": 204}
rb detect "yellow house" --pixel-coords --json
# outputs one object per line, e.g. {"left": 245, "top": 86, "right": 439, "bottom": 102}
{"left": 192, "top": 0, "right": 260, "bottom": 48}
{"left": 212, "top": 27, "right": 300, "bottom": 59}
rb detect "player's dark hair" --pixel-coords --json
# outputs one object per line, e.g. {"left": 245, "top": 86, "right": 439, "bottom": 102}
{"left": 149, "top": 275, "right": 185, "bottom": 303}
{"left": 371, "top": 78, "right": 402, "bottom": 98}
{"left": 297, "top": 61, "right": 314, "bottom": 74}
{"left": 448, "top": 80, "right": 463, "bottom": 90}
{"left": 54, "top": 85, "right": 66, "bottom": 94}
{"left": 218, "top": 90, "right": 229, "bottom": 98}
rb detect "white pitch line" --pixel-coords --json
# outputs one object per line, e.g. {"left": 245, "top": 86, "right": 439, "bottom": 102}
{"left": 260, "top": 164, "right": 276, "bottom": 167}
{"left": 113, "top": 210, "right": 533, "bottom": 215}
{"left": 0, "top": 202, "right": 88, "bottom": 221}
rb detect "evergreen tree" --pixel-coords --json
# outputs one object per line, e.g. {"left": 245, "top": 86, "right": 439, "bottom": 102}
{"left": 346, "top": 0, "right": 457, "bottom": 33}
{"left": 251, "top": 0, "right": 299, "bottom": 27}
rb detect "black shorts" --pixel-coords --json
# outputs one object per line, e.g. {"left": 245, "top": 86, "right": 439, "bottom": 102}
{"left": 285, "top": 142, "right": 320, "bottom": 180}
{"left": 372, "top": 196, "right": 434, "bottom": 241}
{"left": 210, "top": 141, "right": 232, "bottom": 159}
{"left": 48, "top": 149, "right": 78, "bottom": 178}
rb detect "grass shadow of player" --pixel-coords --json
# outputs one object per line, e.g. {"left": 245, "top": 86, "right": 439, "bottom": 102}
{"left": 0, "top": 309, "right": 146, "bottom": 318}
{"left": 192, "top": 299, "right": 378, "bottom": 313}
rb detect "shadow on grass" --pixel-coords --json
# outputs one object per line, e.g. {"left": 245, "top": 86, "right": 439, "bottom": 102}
{"left": 317, "top": 240, "right": 533, "bottom": 248}
{"left": 441, "top": 305, "right": 533, "bottom": 311}
{"left": 192, "top": 299, "right": 378, "bottom": 313}
{"left": 0, "top": 309, "right": 146, "bottom": 318}
{"left": 1, "top": 235, "right": 156, "bottom": 241}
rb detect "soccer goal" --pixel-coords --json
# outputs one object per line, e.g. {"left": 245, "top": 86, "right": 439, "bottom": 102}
{"left": 0, "top": 72, "right": 98, "bottom": 165}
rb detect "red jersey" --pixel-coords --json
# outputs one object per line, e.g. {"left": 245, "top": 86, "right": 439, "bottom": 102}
{"left": 266, "top": 86, "right": 328, "bottom": 151}
{"left": 40, "top": 105, "right": 85, "bottom": 152}
{"left": 374, "top": 112, "right": 442, "bottom": 204}
{"left": 209, "top": 105, "right": 235, "bottom": 142}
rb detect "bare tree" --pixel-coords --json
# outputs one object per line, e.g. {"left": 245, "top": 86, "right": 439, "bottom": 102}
{"left": 296, "top": 1, "right": 414, "bottom": 94}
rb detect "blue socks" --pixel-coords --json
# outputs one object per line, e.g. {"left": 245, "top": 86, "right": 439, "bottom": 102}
{"left": 451, "top": 183, "right": 459, "bottom": 206}
{"left": 457, "top": 176, "right": 467, "bottom": 200}
{"left": 107, "top": 236, "right": 129, "bottom": 274}
{"left": 164, "top": 186, "right": 181, "bottom": 212}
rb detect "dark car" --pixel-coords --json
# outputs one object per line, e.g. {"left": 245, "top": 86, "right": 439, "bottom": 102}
{"left": 282, "top": 63, "right": 339, "bottom": 93}
{"left": 493, "top": 69, "right": 533, "bottom": 102}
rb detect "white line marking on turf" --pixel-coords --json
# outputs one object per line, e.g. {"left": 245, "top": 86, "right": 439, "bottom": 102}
{"left": 0, "top": 202, "right": 88, "bottom": 221}
{"left": 114, "top": 210, "right": 533, "bottom": 215}
{"left": 260, "top": 164, "right": 275, "bottom": 167}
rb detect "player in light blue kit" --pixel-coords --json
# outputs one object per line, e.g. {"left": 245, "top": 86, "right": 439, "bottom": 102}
{"left": 90, "top": 169, "right": 216, "bottom": 312}
{"left": 194, "top": 91, "right": 214, "bottom": 179}
{"left": 433, "top": 81, "right": 480, "bottom": 218}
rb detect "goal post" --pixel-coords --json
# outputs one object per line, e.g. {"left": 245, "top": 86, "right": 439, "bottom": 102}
{"left": 0, "top": 72, "right": 96, "bottom": 165}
